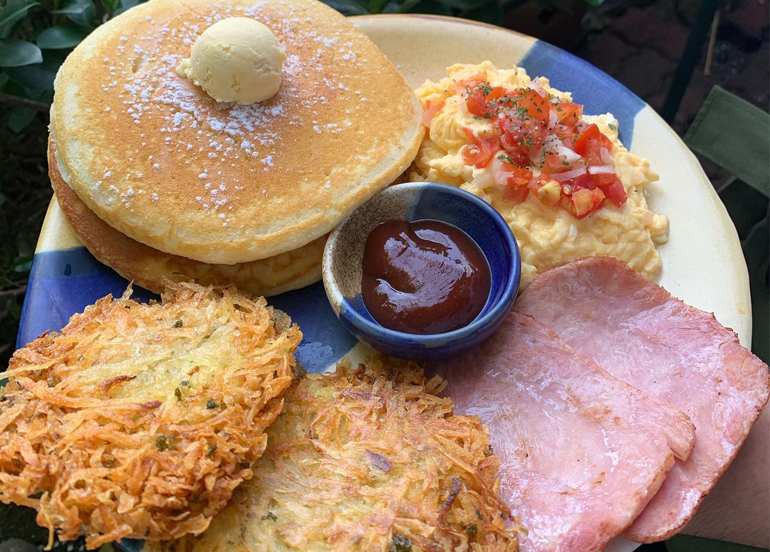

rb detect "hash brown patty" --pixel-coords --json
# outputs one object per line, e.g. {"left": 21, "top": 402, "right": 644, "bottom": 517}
{"left": 149, "top": 356, "right": 520, "bottom": 551}
{"left": 0, "top": 282, "right": 301, "bottom": 549}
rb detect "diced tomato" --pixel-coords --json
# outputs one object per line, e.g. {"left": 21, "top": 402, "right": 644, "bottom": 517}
{"left": 562, "top": 187, "right": 605, "bottom": 218}
{"left": 487, "top": 86, "right": 507, "bottom": 102}
{"left": 481, "top": 87, "right": 509, "bottom": 118}
{"left": 506, "top": 185, "right": 530, "bottom": 204}
{"left": 492, "top": 156, "right": 532, "bottom": 203}
{"left": 463, "top": 81, "right": 512, "bottom": 118}
{"left": 552, "top": 123, "right": 578, "bottom": 148}
{"left": 458, "top": 78, "right": 495, "bottom": 117}
{"left": 591, "top": 172, "right": 615, "bottom": 186}
{"left": 498, "top": 113, "right": 548, "bottom": 165}
{"left": 455, "top": 76, "right": 486, "bottom": 95}
{"left": 562, "top": 171, "right": 627, "bottom": 210}
{"left": 462, "top": 128, "right": 499, "bottom": 168}
{"left": 571, "top": 172, "right": 596, "bottom": 190}
{"left": 554, "top": 102, "right": 582, "bottom": 126}
{"left": 421, "top": 97, "right": 445, "bottom": 127}
{"left": 507, "top": 165, "right": 533, "bottom": 189}
{"left": 599, "top": 174, "right": 627, "bottom": 207}
{"left": 453, "top": 82, "right": 622, "bottom": 218}
{"left": 466, "top": 88, "right": 488, "bottom": 116}
{"left": 573, "top": 124, "right": 600, "bottom": 154}
{"left": 542, "top": 151, "right": 570, "bottom": 174}
{"left": 513, "top": 88, "right": 551, "bottom": 123}
{"left": 499, "top": 131, "right": 529, "bottom": 166}
{"left": 574, "top": 124, "right": 614, "bottom": 164}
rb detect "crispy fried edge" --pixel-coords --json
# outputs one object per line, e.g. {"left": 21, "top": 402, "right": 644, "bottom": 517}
{"left": 0, "top": 282, "right": 301, "bottom": 549}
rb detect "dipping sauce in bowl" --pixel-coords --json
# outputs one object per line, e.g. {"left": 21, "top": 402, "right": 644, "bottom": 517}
{"left": 323, "top": 181, "right": 520, "bottom": 360}
{"left": 362, "top": 219, "right": 491, "bottom": 334}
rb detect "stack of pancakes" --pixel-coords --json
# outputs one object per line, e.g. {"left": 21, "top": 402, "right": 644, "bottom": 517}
{"left": 49, "top": 0, "right": 422, "bottom": 296}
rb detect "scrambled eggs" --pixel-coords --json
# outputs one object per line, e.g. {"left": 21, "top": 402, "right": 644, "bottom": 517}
{"left": 410, "top": 61, "right": 668, "bottom": 286}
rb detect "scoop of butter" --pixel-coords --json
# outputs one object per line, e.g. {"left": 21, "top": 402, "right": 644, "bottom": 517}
{"left": 177, "top": 17, "right": 285, "bottom": 104}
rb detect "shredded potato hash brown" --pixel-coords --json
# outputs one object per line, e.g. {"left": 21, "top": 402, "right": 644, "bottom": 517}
{"left": 0, "top": 282, "right": 301, "bottom": 549}
{"left": 149, "top": 357, "right": 520, "bottom": 551}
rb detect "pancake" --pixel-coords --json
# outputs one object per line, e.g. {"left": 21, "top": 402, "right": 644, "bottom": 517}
{"left": 52, "top": 0, "right": 422, "bottom": 264}
{"left": 48, "top": 137, "right": 325, "bottom": 296}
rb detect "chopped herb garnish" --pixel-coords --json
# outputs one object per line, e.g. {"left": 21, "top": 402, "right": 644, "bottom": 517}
{"left": 206, "top": 399, "right": 218, "bottom": 409}
{"left": 389, "top": 534, "right": 412, "bottom": 552}
{"left": 262, "top": 511, "right": 278, "bottom": 521}
{"left": 206, "top": 443, "right": 217, "bottom": 457}
{"left": 484, "top": 444, "right": 494, "bottom": 456}
{"left": 156, "top": 435, "right": 172, "bottom": 451}
{"left": 173, "top": 320, "right": 183, "bottom": 328}
{"left": 180, "top": 380, "right": 190, "bottom": 387}
{"left": 174, "top": 387, "right": 183, "bottom": 401}
{"left": 466, "top": 524, "right": 478, "bottom": 539}
{"left": 479, "top": 83, "right": 491, "bottom": 96}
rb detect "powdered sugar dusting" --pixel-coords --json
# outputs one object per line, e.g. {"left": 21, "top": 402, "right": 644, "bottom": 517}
{"left": 95, "top": 1, "right": 368, "bottom": 221}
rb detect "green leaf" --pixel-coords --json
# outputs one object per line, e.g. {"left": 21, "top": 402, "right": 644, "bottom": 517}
{"left": 52, "top": 0, "right": 96, "bottom": 28}
{"left": 12, "top": 254, "right": 33, "bottom": 273}
{"left": 461, "top": 0, "right": 505, "bottom": 23}
{"left": 36, "top": 25, "right": 85, "bottom": 49}
{"left": 0, "top": 39, "right": 42, "bottom": 67}
{"left": 6, "top": 106, "right": 36, "bottom": 132}
{"left": 6, "top": 48, "right": 65, "bottom": 94}
{"left": 0, "top": 72, "right": 8, "bottom": 89}
{"left": 0, "top": 0, "right": 39, "bottom": 39}
{"left": 367, "top": 0, "right": 389, "bottom": 13}
{"left": 52, "top": 0, "right": 91, "bottom": 15}
{"left": 115, "top": 0, "right": 143, "bottom": 15}
{"left": 394, "top": 0, "right": 426, "bottom": 12}
{"left": 323, "top": 0, "right": 368, "bottom": 14}
{"left": 434, "top": 0, "right": 489, "bottom": 9}
{"left": 102, "top": 0, "right": 122, "bottom": 14}
{"left": 394, "top": 0, "right": 452, "bottom": 14}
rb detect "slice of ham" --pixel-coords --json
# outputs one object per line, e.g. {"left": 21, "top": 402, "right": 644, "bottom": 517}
{"left": 516, "top": 256, "right": 770, "bottom": 542}
{"left": 434, "top": 312, "right": 695, "bottom": 552}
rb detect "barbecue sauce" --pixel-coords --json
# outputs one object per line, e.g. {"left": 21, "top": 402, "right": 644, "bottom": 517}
{"left": 362, "top": 219, "right": 491, "bottom": 334}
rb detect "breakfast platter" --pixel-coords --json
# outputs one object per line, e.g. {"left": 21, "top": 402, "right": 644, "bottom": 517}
{"left": 7, "top": 2, "right": 767, "bottom": 552}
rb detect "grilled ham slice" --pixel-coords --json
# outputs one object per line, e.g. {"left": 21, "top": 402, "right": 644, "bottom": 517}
{"left": 434, "top": 312, "right": 694, "bottom": 552}
{"left": 517, "top": 256, "right": 769, "bottom": 542}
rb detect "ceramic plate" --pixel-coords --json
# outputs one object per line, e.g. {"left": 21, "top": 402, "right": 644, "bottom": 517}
{"left": 16, "top": 14, "right": 751, "bottom": 552}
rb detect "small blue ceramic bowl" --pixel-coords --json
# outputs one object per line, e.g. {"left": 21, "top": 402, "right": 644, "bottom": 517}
{"left": 322, "top": 182, "right": 520, "bottom": 359}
